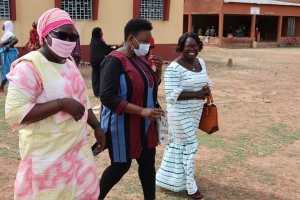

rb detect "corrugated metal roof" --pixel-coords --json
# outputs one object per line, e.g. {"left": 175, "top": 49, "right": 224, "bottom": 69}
{"left": 224, "top": 0, "right": 300, "bottom": 6}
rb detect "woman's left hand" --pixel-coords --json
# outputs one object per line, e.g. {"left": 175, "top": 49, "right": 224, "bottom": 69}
{"left": 117, "top": 42, "right": 124, "bottom": 48}
{"left": 150, "top": 55, "right": 163, "bottom": 69}
{"left": 94, "top": 127, "right": 106, "bottom": 153}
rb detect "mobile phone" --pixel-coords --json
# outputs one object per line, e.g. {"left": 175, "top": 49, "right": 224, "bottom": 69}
{"left": 91, "top": 142, "right": 100, "bottom": 156}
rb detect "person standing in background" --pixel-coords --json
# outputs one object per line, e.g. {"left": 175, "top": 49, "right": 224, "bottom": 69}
{"left": 0, "top": 21, "right": 18, "bottom": 92}
{"left": 90, "top": 27, "right": 121, "bottom": 97}
{"left": 146, "top": 36, "right": 155, "bottom": 67}
{"left": 198, "top": 27, "right": 203, "bottom": 35}
{"left": 205, "top": 27, "right": 211, "bottom": 36}
{"left": 22, "top": 21, "right": 40, "bottom": 51}
{"left": 71, "top": 29, "right": 81, "bottom": 67}
{"left": 210, "top": 26, "right": 216, "bottom": 37}
{"left": 254, "top": 27, "right": 259, "bottom": 41}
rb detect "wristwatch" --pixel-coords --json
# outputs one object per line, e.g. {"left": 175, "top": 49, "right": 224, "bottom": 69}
{"left": 91, "top": 122, "right": 100, "bottom": 130}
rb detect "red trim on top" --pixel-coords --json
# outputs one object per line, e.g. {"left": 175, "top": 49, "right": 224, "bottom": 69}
{"left": 115, "top": 100, "right": 128, "bottom": 115}
{"left": 134, "top": 57, "right": 154, "bottom": 87}
{"left": 9, "top": 0, "right": 16, "bottom": 20}
{"left": 133, "top": 0, "right": 141, "bottom": 18}
{"left": 138, "top": 56, "right": 158, "bottom": 91}
{"left": 54, "top": 0, "right": 62, "bottom": 8}
{"left": 92, "top": 0, "right": 99, "bottom": 20}
{"left": 163, "top": 0, "right": 171, "bottom": 21}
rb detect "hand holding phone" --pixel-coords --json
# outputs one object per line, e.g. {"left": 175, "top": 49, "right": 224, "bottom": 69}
{"left": 91, "top": 142, "right": 100, "bottom": 156}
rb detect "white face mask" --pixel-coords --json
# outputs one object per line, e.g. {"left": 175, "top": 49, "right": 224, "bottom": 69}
{"left": 132, "top": 36, "right": 150, "bottom": 57}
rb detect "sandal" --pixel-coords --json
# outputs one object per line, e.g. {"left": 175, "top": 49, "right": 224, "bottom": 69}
{"left": 188, "top": 190, "right": 203, "bottom": 199}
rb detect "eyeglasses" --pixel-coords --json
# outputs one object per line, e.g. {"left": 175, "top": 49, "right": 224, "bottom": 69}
{"left": 51, "top": 30, "right": 79, "bottom": 42}
{"left": 184, "top": 45, "right": 200, "bottom": 50}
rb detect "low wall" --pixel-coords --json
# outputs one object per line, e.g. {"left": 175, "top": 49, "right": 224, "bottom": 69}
{"left": 278, "top": 36, "right": 300, "bottom": 43}
{"left": 220, "top": 37, "right": 254, "bottom": 48}
{"left": 200, "top": 37, "right": 219, "bottom": 47}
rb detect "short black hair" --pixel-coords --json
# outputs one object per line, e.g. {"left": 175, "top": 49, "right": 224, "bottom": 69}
{"left": 124, "top": 18, "right": 153, "bottom": 41}
{"left": 176, "top": 32, "right": 203, "bottom": 53}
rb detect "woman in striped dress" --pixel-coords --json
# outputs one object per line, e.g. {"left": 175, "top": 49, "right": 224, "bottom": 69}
{"left": 156, "top": 32, "right": 213, "bottom": 199}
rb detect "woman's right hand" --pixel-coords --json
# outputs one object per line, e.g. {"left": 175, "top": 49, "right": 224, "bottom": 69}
{"left": 196, "top": 84, "right": 211, "bottom": 99}
{"left": 140, "top": 108, "right": 165, "bottom": 121}
{"left": 61, "top": 98, "right": 85, "bottom": 121}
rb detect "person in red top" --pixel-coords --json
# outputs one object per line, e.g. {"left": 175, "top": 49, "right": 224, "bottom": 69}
{"left": 146, "top": 37, "right": 155, "bottom": 67}
{"left": 22, "top": 21, "right": 41, "bottom": 51}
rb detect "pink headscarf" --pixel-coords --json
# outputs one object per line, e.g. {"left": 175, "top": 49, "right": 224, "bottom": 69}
{"left": 37, "top": 8, "right": 74, "bottom": 45}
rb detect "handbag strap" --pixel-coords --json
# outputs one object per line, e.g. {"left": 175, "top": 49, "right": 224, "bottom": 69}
{"left": 206, "top": 91, "right": 214, "bottom": 104}
{"left": 155, "top": 100, "right": 162, "bottom": 109}
{"left": 203, "top": 91, "right": 214, "bottom": 117}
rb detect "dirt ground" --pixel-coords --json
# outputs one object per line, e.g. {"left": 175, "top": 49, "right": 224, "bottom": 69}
{"left": 1, "top": 47, "right": 300, "bottom": 200}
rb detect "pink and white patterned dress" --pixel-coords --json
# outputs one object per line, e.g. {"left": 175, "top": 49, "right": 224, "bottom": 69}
{"left": 5, "top": 51, "right": 99, "bottom": 200}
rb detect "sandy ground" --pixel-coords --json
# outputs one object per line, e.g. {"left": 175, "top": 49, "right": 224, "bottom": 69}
{"left": 1, "top": 47, "right": 300, "bottom": 200}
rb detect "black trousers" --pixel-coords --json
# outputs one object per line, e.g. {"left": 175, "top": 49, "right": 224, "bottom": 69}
{"left": 91, "top": 64, "right": 100, "bottom": 96}
{"left": 99, "top": 147, "right": 156, "bottom": 200}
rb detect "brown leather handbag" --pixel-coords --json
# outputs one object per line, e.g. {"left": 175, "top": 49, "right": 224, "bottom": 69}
{"left": 198, "top": 92, "right": 219, "bottom": 134}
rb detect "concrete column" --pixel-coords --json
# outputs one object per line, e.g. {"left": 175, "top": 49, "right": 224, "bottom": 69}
{"left": 277, "top": 16, "right": 283, "bottom": 42}
{"left": 218, "top": 13, "right": 224, "bottom": 46}
{"left": 188, "top": 14, "right": 192, "bottom": 32}
{"left": 251, "top": 15, "right": 256, "bottom": 39}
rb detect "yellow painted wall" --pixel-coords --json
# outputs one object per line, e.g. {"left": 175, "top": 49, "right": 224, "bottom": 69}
{"left": 0, "top": 0, "right": 54, "bottom": 47}
{"left": 0, "top": 0, "right": 183, "bottom": 47}
{"left": 73, "top": 0, "right": 133, "bottom": 45}
{"left": 74, "top": 0, "right": 184, "bottom": 45}
{"left": 151, "top": 0, "right": 184, "bottom": 44}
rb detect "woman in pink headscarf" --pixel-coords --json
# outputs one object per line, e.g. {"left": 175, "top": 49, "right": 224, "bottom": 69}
{"left": 5, "top": 8, "right": 105, "bottom": 200}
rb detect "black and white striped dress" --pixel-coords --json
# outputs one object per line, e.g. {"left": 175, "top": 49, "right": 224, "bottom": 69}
{"left": 156, "top": 57, "right": 213, "bottom": 195}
